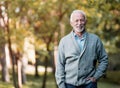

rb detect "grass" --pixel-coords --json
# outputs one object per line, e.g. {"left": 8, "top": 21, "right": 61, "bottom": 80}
{"left": 0, "top": 73, "right": 57, "bottom": 88}
{"left": 0, "top": 71, "right": 120, "bottom": 88}
{"left": 104, "top": 71, "right": 120, "bottom": 84}
{"left": 98, "top": 81, "right": 120, "bottom": 88}
{"left": 23, "top": 73, "right": 57, "bottom": 88}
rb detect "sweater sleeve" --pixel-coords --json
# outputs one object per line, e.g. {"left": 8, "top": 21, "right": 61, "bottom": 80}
{"left": 93, "top": 37, "right": 108, "bottom": 80}
{"left": 55, "top": 39, "right": 66, "bottom": 88}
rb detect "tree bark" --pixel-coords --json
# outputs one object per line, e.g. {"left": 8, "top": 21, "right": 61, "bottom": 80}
{"left": 17, "top": 59, "right": 22, "bottom": 88}
{"left": 35, "top": 58, "right": 39, "bottom": 77}
{"left": 21, "top": 58, "right": 27, "bottom": 84}
{"left": 42, "top": 55, "right": 48, "bottom": 88}
{"left": 1, "top": 45, "right": 10, "bottom": 82}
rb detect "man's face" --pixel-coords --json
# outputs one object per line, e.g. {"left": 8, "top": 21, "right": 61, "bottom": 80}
{"left": 70, "top": 13, "right": 86, "bottom": 33}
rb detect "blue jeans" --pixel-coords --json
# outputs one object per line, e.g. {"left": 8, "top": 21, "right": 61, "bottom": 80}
{"left": 65, "top": 82, "right": 97, "bottom": 88}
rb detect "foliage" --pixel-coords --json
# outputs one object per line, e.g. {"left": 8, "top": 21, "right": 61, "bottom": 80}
{"left": 0, "top": 0, "right": 119, "bottom": 54}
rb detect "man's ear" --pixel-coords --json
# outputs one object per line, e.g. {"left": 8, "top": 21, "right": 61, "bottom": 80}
{"left": 70, "top": 21, "right": 73, "bottom": 27}
{"left": 85, "top": 19, "right": 87, "bottom": 24}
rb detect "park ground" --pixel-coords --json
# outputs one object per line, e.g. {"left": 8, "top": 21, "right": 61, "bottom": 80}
{"left": 0, "top": 65, "right": 120, "bottom": 88}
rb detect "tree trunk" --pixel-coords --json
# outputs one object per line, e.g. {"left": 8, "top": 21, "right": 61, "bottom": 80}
{"left": 42, "top": 55, "right": 48, "bottom": 88}
{"left": 1, "top": 1, "right": 18, "bottom": 88}
{"left": 53, "top": 32, "right": 58, "bottom": 88}
{"left": 53, "top": 32, "right": 58, "bottom": 72}
{"left": 1, "top": 45, "right": 10, "bottom": 82}
{"left": 5, "top": 10, "right": 18, "bottom": 88}
{"left": 21, "top": 58, "right": 27, "bottom": 84}
{"left": 35, "top": 58, "right": 39, "bottom": 77}
{"left": 0, "top": 2, "right": 10, "bottom": 83}
{"left": 7, "top": 29, "right": 18, "bottom": 88}
{"left": 17, "top": 59, "right": 22, "bottom": 88}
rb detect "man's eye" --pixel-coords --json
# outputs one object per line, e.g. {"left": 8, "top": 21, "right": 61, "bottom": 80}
{"left": 76, "top": 20, "right": 78, "bottom": 22}
{"left": 81, "top": 19, "right": 85, "bottom": 21}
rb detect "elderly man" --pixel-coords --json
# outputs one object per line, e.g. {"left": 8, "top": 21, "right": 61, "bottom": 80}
{"left": 55, "top": 10, "right": 108, "bottom": 88}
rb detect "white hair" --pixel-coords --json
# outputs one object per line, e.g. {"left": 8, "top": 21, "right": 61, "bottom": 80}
{"left": 70, "top": 10, "right": 86, "bottom": 22}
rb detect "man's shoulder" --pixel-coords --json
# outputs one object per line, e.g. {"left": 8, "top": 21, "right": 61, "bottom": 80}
{"left": 60, "top": 32, "right": 72, "bottom": 42}
{"left": 87, "top": 32, "right": 99, "bottom": 39}
{"left": 58, "top": 32, "right": 71, "bottom": 47}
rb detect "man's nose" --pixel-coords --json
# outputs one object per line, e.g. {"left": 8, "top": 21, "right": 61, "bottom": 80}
{"left": 78, "top": 21, "right": 82, "bottom": 24}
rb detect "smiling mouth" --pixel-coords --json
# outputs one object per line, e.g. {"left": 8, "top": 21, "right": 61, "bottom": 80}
{"left": 77, "top": 26, "right": 83, "bottom": 28}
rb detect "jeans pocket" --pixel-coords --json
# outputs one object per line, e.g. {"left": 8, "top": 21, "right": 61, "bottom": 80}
{"left": 85, "top": 82, "right": 97, "bottom": 88}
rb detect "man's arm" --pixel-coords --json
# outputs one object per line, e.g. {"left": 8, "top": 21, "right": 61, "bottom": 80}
{"left": 55, "top": 39, "right": 66, "bottom": 88}
{"left": 93, "top": 38, "right": 108, "bottom": 80}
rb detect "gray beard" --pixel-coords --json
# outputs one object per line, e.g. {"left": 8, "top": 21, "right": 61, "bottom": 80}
{"left": 74, "top": 26, "right": 85, "bottom": 33}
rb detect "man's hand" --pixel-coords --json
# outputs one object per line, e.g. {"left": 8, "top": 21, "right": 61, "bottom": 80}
{"left": 86, "top": 77, "right": 96, "bottom": 82}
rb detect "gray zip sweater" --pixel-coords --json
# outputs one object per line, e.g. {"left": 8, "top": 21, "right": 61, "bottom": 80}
{"left": 55, "top": 31, "right": 108, "bottom": 88}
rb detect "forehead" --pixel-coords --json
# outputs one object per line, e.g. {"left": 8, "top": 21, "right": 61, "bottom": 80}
{"left": 72, "top": 13, "right": 85, "bottom": 20}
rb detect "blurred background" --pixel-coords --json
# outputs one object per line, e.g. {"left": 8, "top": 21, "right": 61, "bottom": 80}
{"left": 0, "top": 0, "right": 120, "bottom": 88}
